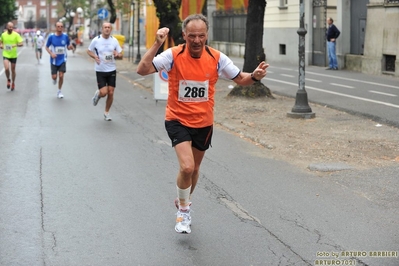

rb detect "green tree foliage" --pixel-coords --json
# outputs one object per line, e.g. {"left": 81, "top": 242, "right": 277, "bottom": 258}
{"left": 0, "top": 0, "right": 18, "bottom": 26}
{"left": 101, "top": 0, "right": 184, "bottom": 52}
{"left": 57, "top": 0, "right": 88, "bottom": 33}
{"left": 153, "top": 0, "right": 184, "bottom": 53}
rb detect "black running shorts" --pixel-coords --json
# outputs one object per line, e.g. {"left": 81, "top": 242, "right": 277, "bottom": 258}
{"left": 51, "top": 62, "right": 66, "bottom": 74}
{"left": 3, "top": 57, "right": 17, "bottom": 64}
{"left": 96, "top": 70, "right": 116, "bottom": 89}
{"left": 165, "top": 120, "right": 213, "bottom": 151}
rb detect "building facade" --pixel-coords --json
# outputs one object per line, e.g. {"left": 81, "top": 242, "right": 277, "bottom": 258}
{"left": 15, "top": 0, "right": 60, "bottom": 33}
{"left": 361, "top": 0, "right": 399, "bottom": 76}
{"left": 208, "top": 0, "right": 399, "bottom": 77}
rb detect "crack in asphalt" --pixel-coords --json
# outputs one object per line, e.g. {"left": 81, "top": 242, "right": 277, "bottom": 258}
{"left": 200, "top": 173, "right": 372, "bottom": 266}
{"left": 200, "top": 173, "right": 311, "bottom": 265}
{"left": 274, "top": 208, "right": 369, "bottom": 266}
{"left": 40, "top": 147, "right": 56, "bottom": 265}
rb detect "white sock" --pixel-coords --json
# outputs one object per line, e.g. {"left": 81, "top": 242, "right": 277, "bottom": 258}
{"left": 177, "top": 185, "right": 191, "bottom": 211}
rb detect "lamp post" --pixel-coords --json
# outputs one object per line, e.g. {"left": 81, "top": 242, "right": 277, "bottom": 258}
{"left": 287, "top": 0, "right": 315, "bottom": 119}
{"left": 60, "top": 17, "right": 66, "bottom": 24}
{"left": 134, "top": 0, "right": 141, "bottom": 64}
{"left": 76, "top": 7, "right": 83, "bottom": 46}
{"left": 69, "top": 11, "right": 76, "bottom": 33}
{"left": 46, "top": 4, "right": 50, "bottom": 31}
{"left": 76, "top": 7, "right": 83, "bottom": 27}
{"left": 129, "top": 1, "right": 135, "bottom": 62}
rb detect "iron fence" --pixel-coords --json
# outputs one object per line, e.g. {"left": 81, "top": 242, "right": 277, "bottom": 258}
{"left": 212, "top": 8, "right": 247, "bottom": 43}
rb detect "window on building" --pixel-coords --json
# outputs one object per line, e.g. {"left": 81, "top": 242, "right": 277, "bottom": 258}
{"left": 40, "top": 1, "right": 45, "bottom": 6}
{"left": 15, "top": 1, "right": 19, "bottom": 6}
{"left": 279, "top": 0, "right": 288, "bottom": 9}
{"left": 40, "top": 9, "right": 46, "bottom": 17}
{"left": 51, "top": 9, "right": 57, "bottom": 18}
{"left": 27, "top": 1, "right": 32, "bottom": 5}
{"left": 384, "top": 55, "right": 396, "bottom": 72}
{"left": 52, "top": 1, "right": 57, "bottom": 6}
{"left": 279, "top": 44, "right": 286, "bottom": 55}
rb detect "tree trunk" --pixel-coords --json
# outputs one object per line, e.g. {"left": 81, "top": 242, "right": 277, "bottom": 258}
{"left": 107, "top": 0, "right": 117, "bottom": 23}
{"left": 228, "top": 0, "right": 274, "bottom": 98}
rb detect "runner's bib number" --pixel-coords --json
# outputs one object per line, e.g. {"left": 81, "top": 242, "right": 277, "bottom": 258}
{"left": 102, "top": 52, "right": 114, "bottom": 63}
{"left": 178, "top": 80, "right": 209, "bottom": 102}
{"left": 55, "top": 46, "right": 65, "bottom": 54}
{"left": 5, "top": 44, "right": 13, "bottom": 51}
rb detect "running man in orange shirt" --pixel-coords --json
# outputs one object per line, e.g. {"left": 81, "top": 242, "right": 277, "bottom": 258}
{"left": 137, "top": 14, "right": 269, "bottom": 234}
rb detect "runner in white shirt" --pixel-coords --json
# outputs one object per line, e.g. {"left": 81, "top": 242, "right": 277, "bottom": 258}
{"left": 34, "top": 30, "right": 44, "bottom": 64}
{"left": 87, "top": 22, "right": 123, "bottom": 121}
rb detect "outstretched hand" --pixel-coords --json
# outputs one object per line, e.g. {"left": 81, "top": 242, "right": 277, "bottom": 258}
{"left": 252, "top": 61, "right": 270, "bottom": 81}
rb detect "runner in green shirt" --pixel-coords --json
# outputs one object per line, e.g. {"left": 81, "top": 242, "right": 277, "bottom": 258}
{"left": 0, "top": 22, "right": 24, "bottom": 91}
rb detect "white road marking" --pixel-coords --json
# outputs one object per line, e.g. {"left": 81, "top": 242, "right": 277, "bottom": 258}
{"left": 267, "top": 65, "right": 399, "bottom": 90}
{"left": 330, "top": 83, "right": 355, "bottom": 89}
{"left": 266, "top": 78, "right": 399, "bottom": 109}
{"left": 280, "top": 74, "right": 295, "bottom": 78}
{"left": 369, "top": 90, "right": 397, "bottom": 97}
{"left": 305, "top": 78, "right": 322, "bottom": 83}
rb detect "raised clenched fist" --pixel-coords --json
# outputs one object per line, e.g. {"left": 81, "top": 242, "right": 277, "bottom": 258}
{"left": 156, "top": 27, "right": 170, "bottom": 44}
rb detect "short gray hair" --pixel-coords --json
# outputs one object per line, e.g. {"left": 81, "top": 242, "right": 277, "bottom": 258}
{"left": 182, "top": 14, "right": 209, "bottom": 33}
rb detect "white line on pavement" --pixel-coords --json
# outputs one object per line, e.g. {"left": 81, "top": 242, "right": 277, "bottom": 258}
{"left": 267, "top": 65, "right": 399, "bottom": 90}
{"left": 369, "top": 90, "right": 397, "bottom": 97}
{"left": 305, "top": 78, "right": 322, "bottom": 83}
{"left": 305, "top": 70, "right": 399, "bottom": 90}
{"left": 266, "top": 78, "right": 399, "bottom": 109}
{"left": 280, "top": 74, "right": 295, "bottom": 78}
{"left": 330, "top": 83, "right": 355, "bottom": 89}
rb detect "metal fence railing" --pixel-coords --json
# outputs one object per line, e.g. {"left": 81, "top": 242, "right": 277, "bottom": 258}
{"left": 212, "top": 9, "right": 247, "bottom": 43}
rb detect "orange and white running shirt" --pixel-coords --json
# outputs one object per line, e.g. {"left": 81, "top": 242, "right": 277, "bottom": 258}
{"left": 152, "top": 45, "right": 240, "bottom": 128}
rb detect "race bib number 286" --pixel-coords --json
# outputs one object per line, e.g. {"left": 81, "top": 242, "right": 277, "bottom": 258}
{"left": 178, "top": 80, "right": 209, "bottom": 102}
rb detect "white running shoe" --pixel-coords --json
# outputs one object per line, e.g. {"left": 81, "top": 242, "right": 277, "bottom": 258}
{"left": 57, "top": 91, "right": 64, "bottom": 99}
{"left": 92, "top": 90, "right": 100, "bottom": 106}
{"left": 175, "top": 209, "right": 191, "bottom": 234}
{"left": 104, "top": 113, "right": 112, "bottom": 121}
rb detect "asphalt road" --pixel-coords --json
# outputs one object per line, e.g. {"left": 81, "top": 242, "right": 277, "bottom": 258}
{"left": 0, "top": 46, "right": 398, "bottom": 266}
